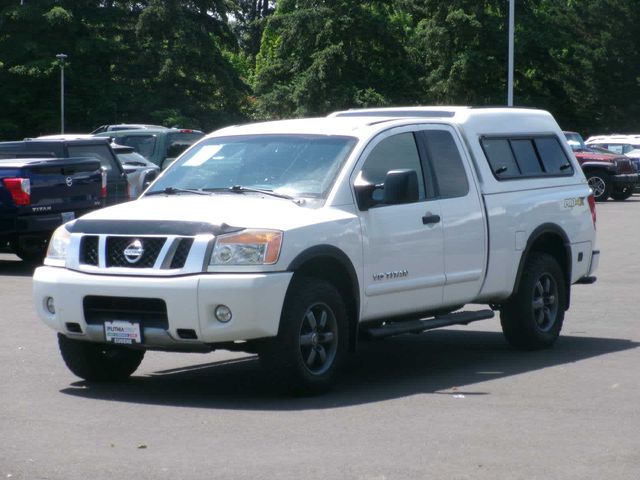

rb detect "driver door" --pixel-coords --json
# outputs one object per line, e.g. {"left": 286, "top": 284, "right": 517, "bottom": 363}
{"left": 354, "top": 128, "right": 445, "bottom": 321}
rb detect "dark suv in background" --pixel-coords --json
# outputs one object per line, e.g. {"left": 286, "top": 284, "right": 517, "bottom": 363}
{"left": 564, "top": 131, "right": 638, "bottom": 201}
{"left": 95, "top": 128, "right": 205, "bottom": 169}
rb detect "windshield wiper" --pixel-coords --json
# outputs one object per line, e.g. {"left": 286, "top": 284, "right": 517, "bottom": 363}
{"left": 145, "top": 187, "right": 212, "bottom": 196}
{"left": 226, "top": 185, "right": 295, "bottom": 200}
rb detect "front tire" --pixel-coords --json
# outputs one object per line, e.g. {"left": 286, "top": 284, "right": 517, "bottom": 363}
{"left": 610, "top": 188, "right": 633, "bottom": 201}
{"left": 58, "top": 334, "right": 145, "bottom": 381}
{"left": 586, "top": 172, "right": 611, "bottom": 202}
{"left": 259, "top": 277, "right": 348, "bottom": 395}
{"left": 500, "top": 253, "right": 566, "bottom": 350}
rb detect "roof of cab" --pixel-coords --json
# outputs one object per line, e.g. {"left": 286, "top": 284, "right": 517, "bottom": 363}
{"left": 208, "top": 106, "right": 559, "bottom": 140}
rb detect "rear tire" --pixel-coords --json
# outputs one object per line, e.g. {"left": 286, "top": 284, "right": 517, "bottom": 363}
{"left": 259, "top": 277, "right": 348, "bottom": 395}
{"left": 500, "top": 253, "right": 566, "bottom": 350}
{"left": 586, "top": 172, "right": 610, "bottom": 202}
{"left": 58, "top": 334, "right": 145, "bottom": 381}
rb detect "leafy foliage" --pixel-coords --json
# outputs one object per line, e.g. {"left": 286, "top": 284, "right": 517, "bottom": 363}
{"left": 0, "top": 1, "right": 639, "bottom": 138}
{"left": 254, "top": 0, "right": 418, "bottom": 118}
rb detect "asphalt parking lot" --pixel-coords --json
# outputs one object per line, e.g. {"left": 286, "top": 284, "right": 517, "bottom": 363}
{"left": 1, "top": 198, "right": 639, "bottom": 480}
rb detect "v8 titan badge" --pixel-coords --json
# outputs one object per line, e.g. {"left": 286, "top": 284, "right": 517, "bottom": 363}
{"left": 104, "top": 321, "right": 142, "bottom": 344}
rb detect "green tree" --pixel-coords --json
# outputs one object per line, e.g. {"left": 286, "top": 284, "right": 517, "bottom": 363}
{"left": 133, "top": 0, "right": 249, "bottom": 129}
{"left": 0, "top": 1, "right": 248, "bottom": 138}
{"left": 575, "top": 0, "right": 640, "bottom": 133}
{"left": 253, "top": 0, "right": 419, "bottom": 119}
{"left": 405, "top": 0, "right": 508, "bottom": 105}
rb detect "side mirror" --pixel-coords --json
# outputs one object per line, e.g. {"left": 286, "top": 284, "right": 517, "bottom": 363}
{"left": 354, "top": 169, "right": 419, "bottom": 211}
{"left": 354, "top": 181, "right": 379, "bottom": 211}
{"left": 383, "top": 169, "right": 419, "bottom": 205}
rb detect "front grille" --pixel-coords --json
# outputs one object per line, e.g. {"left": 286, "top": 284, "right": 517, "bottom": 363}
{"left": 76, "top": 233, "right": 197, "bottom": 271}
{"left": 170, "top": 238, "right": 194, "bottom": 269}
{"left": 83, "top": 295, "right": 168, "bottom": 330}
{"left": 106, "top": 236, "right": 166, "bottom": 268}
{"left": 618, "top": 159, "right": 635, "bottom": 173}
{"left": 80, "top": 236, "right": 99, "bottom": 266}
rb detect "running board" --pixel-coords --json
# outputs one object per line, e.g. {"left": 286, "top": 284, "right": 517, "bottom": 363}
{"left": 363, "top": 309, "right": 495, "bottom": 339}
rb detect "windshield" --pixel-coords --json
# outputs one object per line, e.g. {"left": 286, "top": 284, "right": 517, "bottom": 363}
{"left": 116, "top": 151, "right": 150, "bottom": 166}
{"left": 147, "top": 134, "right": 357, "bottom": 200}
{"left": 564, "top": 132, "right": 586, "bottom": 151}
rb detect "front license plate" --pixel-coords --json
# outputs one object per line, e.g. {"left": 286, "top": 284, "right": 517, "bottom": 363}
{"left": 104, "top": 321, "right": 142, "bottom": 345}
{"left": 61, "top": 211, "right": 75, "bottom": 223}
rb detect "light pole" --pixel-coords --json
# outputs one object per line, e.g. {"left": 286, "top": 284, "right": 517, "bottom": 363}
{"left": 507, "top": 0, "right": 514, "bottom": 106}
{"left": 56, "top": 53, "right": 68, "bottom": 133}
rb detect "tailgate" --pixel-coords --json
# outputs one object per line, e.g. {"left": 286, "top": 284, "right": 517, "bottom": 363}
{"left": 21, "top": 158, "right": 103, "bottom": 213}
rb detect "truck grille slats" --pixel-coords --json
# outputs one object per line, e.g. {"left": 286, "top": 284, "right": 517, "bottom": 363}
{"left": 78, "top": 235, "right": 195, "bottom": 270}
{"left": 170, "top": 238, "right": 194, "bottom": 269}
{"left": 80, "top": 235, "right": 99, "bottom": 266}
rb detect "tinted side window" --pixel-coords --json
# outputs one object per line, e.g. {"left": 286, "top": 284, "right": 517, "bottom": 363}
{"left": 361, "top": 132, "right": 426, "bottom": 200}
{"left": 482, "top": 139, "right": 519, "bottom": 178}
{"left": 535, "top": 137, "right": 573, "bottom": 174}
{"left": 482, "top": 136, "right": 573, "bottom": 180}
{"left": 419, "top": 130, "right": 469, "bottom": 198}
{"left": 511, "top": 140, "right": 542, "bottom": 175}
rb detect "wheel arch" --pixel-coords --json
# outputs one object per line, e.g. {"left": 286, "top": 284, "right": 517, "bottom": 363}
{"left": 512, "top": 224, "right": 572, "bottom": 310}
{"left": 287, "top": 245, "right": 360, "bottom": 352}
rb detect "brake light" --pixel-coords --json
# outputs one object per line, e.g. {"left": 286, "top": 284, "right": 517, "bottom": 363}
{"left": 178, "top": 129, "right": 194, "bottom": 133}
{"left": 3, "top": 177, "right": 31, "bottom": 206}
{"left": 587, "top": 193, "right": 597, "bottom": 228}
{"left": 100, "top": 168, "right": 107, "bottom": 199}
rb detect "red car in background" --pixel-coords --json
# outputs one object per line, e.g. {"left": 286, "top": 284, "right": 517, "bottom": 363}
{"left": 564, "top": 131, "right": 638, "bottom": 201}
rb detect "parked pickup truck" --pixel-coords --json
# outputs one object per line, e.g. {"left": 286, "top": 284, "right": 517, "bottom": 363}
{"left": 1, "top": 157, "right": 104, "bottom": 262}
{"left": 0, "top": 137, "right": 130, "bottom": 205}
{"left": 33, "top": 107, "right": 599, "bottom": 394}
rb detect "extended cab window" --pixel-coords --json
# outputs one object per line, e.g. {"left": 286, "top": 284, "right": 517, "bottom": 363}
{"left": 482, "top": 136, "right": 572, "bottom": 179}
{"left": 418, "top": 130, "right": 469, "bottom": 198}
{"left": 360, "top": 132, "right": 426, "bottom": 200}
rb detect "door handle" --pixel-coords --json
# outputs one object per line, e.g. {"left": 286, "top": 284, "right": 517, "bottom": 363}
{"left": 422, "top": 214, "right": 441, "bottom": 225}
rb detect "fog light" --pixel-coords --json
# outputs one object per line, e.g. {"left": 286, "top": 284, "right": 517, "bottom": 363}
{"left": 214, "top": 305, "right": 232, "bottom": 323}
{"left": 45, "top": 297, "right": 56, "bottom": 314}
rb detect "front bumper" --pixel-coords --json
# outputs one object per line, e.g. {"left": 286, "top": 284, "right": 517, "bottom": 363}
{"left": 33, "top": 266, "right": 292, "bottom": 350}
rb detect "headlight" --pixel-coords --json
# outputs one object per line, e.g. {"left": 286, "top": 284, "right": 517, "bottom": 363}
{"left": 45, "top": 223, "right": 72, "bottom": 264}
{"left": 210, "top": 230, "right": 283, "bottom": 265}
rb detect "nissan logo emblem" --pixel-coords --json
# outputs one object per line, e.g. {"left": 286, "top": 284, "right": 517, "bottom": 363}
{"left": 123, "top": 239, "right": 144, "bottom": 264}
{"left": 65, "top": 176, "right": 73, "bottom": 187}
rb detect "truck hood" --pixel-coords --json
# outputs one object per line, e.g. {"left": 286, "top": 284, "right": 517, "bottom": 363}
{"left": 74, "top": 194, "right": 355, "bottom": 232}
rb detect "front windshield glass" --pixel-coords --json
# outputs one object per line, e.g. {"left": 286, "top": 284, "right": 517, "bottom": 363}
{"left": 564, "top": 132, "right": 586, "bottom": 151}
{"left": 147, "top": 134, "right": 357, "bottom": 199}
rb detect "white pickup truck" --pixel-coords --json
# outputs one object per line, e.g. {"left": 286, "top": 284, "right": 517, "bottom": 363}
{"left": 33, "top": 107, "right": 599, "bottom": 393}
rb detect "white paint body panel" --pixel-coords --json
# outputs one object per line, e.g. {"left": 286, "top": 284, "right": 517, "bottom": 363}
{"left": 32, "top": 107, "right": 598, "bottom": 351}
